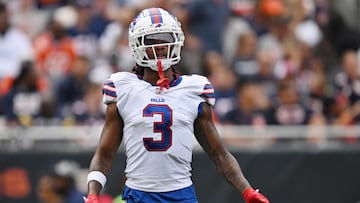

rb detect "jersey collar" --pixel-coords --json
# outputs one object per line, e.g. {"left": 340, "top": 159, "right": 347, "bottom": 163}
{"left": 137, "top": 74, "right": 182, "bottom": 87}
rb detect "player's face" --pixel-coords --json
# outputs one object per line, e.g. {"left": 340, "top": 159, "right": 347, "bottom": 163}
{"left": 144, "top": 33, "right": 174, "bottom": 59}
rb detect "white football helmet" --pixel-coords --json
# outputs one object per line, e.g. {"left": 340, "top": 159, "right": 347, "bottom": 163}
{"left": 128, "top": 7, "right": 185, "bottom": 71}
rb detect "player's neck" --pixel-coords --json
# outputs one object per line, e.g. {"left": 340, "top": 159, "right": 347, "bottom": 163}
{"left": 143, "top": 68, "right": 175, "bottom": 84}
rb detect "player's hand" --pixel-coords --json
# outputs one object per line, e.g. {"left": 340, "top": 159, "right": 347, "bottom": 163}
{"left": 83, "top": 194, "right": 99, "bottom": 203}
{"left": 243, "top": 188, "right": 269, "bottom": 203}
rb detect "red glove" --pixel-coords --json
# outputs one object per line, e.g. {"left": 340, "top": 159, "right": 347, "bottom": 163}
{"left": 83, "top": 194, "right": 99, "bottom": 203}
{"left": 243, "top": 188, "right": 270, "bottom": 203}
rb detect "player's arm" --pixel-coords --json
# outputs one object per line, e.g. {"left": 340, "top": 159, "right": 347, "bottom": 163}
{"left": 194, "top": 102, "right": 269, "bottom": 203}
{"left": 194, "top": 102, "right": 251, "bottom": 192}
{"left": 86, "top": 102, "right": 124, "bottom": 198}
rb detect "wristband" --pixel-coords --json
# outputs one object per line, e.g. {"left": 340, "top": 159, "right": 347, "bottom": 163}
{"left": 87, "top": 171, "right": 107, "bottom": 188}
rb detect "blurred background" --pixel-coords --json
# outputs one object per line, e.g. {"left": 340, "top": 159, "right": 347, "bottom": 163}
{"left": 0, "top": 0, "right": 360, "bottom": 202}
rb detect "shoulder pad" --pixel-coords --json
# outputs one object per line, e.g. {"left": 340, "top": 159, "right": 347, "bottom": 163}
{"left": 102, "top": 72, "right": 137, "bottom": 104}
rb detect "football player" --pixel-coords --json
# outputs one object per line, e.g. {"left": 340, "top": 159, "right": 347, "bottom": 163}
{"left": 84, "top": 7, "right": 269, "bottom": 203}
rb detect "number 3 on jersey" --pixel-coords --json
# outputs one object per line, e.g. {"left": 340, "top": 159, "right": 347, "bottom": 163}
{"left": 142, "top": 104, "right": 173, "bottom": 151}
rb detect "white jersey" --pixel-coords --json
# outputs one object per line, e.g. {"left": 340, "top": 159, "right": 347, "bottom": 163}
{"left": 102, "top": 72, "right": 215, "bottom": 192}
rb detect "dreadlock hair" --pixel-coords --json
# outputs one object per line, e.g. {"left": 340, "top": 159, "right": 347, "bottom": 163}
{"left": 132, "top": 65, "right": 144, "bottom": 77}
{"left": 172, "top": 66, "right": 178, "bottom": 75}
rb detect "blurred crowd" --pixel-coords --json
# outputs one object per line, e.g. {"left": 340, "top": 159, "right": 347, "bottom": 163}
{"left": 35, "top": 159, "right": 122, "bottom": 203}
{"left": 0, "top": 0, "right": 360, "bottom": 128}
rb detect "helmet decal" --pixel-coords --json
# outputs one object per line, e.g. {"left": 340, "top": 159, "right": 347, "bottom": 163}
{"left": 129, "top": 14, "right": 140, "bottom": 30}
{"left": 148, "top": 8, "right": 163, "bottom": 24}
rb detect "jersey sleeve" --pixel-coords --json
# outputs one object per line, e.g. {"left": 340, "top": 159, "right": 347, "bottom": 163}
{"left": 200, "top": 82, "right": 216, "bottom": 106}
{"left": 102, "top": 77, "right": 118, "bottom": 104}
{"left": 102, "top": 72, "right": 133, "bottom": 104}
{"left": 190, "top": 75, "right": 216, "bottom": 106}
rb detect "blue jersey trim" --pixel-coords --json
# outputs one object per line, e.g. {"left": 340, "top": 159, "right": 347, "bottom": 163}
{"left": 169, "top": 75, "right": 182, "bottom": 87}
{"left": 137, "top": 75, "right": 183, "bottom": 87}
{"left": 197, "top": 102, "right": 204, "bottom": 118}
{"left": 103, "top": 89, "right": 117, "bottom": 97}
{"left": 104, "top": 80, "right": 115, "bottom": 87}
{"left": 200, "top": 93, "right": 215, "bottom": 98}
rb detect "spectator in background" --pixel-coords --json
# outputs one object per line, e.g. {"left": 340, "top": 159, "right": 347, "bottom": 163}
{"left": 36, "top": 172, "right": 83, "bottom": 203}
{"left": 222, "top": 0, "right": 253, "bottom": 64}
{"left": 0, "top": 2, "right": 33, "bottom": 87}
{"left": 33, "top": 7, "right": 77, "bottom": 94}
{"left": 54, "top": 174, "right": 83, "bottom": 203}
{"left": 266, "top": 77, "right": 327, "bottom": 143}
{"left": 222, "top": 80, "right": 269, "bottom": 126}
{"left": 255, "top": 0, "right": 284, "bottom": 32}
{"left": 313, "top": 0, "right": 360, "bottom": 80}
{"left": 306, "top": 54, "right": 330, "bottom": 120}
{"left": 201, "top": 50, "right": 228, "bottom": 77}
{"left": 98, "top": 6, "right": 136, "bottom": 72}
{"left": 322, "top": 9, "right": 360, "bottom": 59}
{"left": 311, "top": 0, "right": 339, "bottom": 75}
{"left": 78, "top": 82, "right": 105, "bottom": 125}
{"left": 182, "top": 0, "right": 230, "bottom": 53}
{"left": 56, "top": 55, "right": 91, "bottom": 123}
{"left": 252, "top": 49, "right": 277, "bottom": 98}
{"left": 53, "top": 159, "right": 86, "bottom": 203}
{"left": 36, "top": 173, "right": 65, "bottom": 203}
{"left": 231, "top": 30, "right": 258, "bottom": 79}
{"left": 257, "top": 14, "right": 292, "bottom": 66}
{"left": 266, "top": 77, "right": 325, "bottom": 126}
{"left": 4, "top": 0, "right": 50, "bottom": 39}
{"left": 67, "top": 0, "right": 110, "bottom": 59}
{"left": 1, "top": 60, "right": 43, "bottom": 126}
{"left": 333, "top": 49, "right": 360, "bottom": 125}
{"left": 272, "top": 46, "right": 313, "bottom": 103}
{"left": 33, "top": 93, "right": 60, "bottom": 126}
{"left": 175, "top": 0, "right": 230, "bottom": 74}
{"left": 202, "top": 51, "right": 238, "bottom": 121}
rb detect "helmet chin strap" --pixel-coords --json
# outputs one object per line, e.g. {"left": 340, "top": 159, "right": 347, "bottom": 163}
{"left": 156, "top": 60, "right": 170, "bottom": 90}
